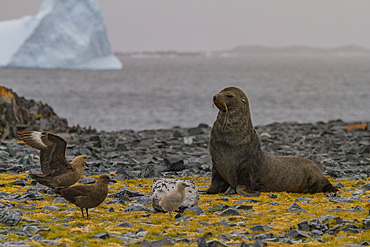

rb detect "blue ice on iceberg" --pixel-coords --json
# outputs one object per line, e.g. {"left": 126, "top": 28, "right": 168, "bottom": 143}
{"left": 0, "top": 0, "right": 122, "bottom": 70}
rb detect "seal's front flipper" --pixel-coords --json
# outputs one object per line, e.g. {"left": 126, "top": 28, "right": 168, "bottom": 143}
{"left": 204, "top": 166, "right": 230, "bottom": 194}
{"left": 236, "top": 185, "right": 260, "bottom": 197}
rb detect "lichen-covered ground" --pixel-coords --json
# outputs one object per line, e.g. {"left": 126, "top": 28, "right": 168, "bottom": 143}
{"left": 0, "top": 173, "right": 369, "bottom": 246}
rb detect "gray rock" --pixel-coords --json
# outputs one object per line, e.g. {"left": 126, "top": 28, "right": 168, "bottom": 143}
{"left": 115, "top": 222, "right": 135, "bottom": 228}
{"left": 329, "top": 208, "right": 346, "bottom": 212}
{"left": 0, "top": 206, "right": 22, "bottom": 226}
{"left": 285, "top": 229, "right": 310, "bottom": 239}
{"left": 28, "top": 233, "right": 44, "bottom": 242}
{"left": 53, "top": 197, "right": 67, "bottom": 204}
{"left": 287, "top": 203, "right": 307, "bottom": 213}
{"left": 140, "top": 165, "right": 162, "bottom": 178}
{"left": 333, "top": 182, "right": 345, "bottom": 188}
{"left": 235, "top": 204, "right": 253, "bottom": 210}
{"left": 92, "top": 232, "right": 110, "bottom": 239}
{"left": 123, "top": 203, "right": 154, "bottom": 213}
{"left": 185, "top": 205, "right": 205, "bottom": 216}
{"left": 229, "top": 230, "right": 247, "bottom": 238}
{"left": 206, "top": 240, "right": 227, "bottom": 247}
{"left": 224, "top": 186, "right": 236, "bottom": 195}
{"left": 311, "top": 230, "right": 323, "bottom": 237}
{"left": 197, "top": 236, "right": 207, "bottom": 247}
{"left": 152, "top": 178, "right": 199, "bottom": 212}
{"left": 187, "top": 126, "right": 204, "bottom": 136}
{"left": 319, "top": 214, "right": 336, "bottom": 223}
{"left": 206, "top": 204, "right": 229, "bottom": 213}
{"left": 216, "top": 220, "right": 229, "bottom": 227}
{"left": 361, "top": 184, "right": 370, "bottom": 190}
{"left": 219, "top": 233, "right": 230, "bottom": 242}
{"left": 116, "top": 142, "right": 128, "bottom": 151}
{"left": 295, "top": 197, "right": 312, "bottom": 203}
{"left": 250, "top": 225, "right": 270, "bottom": 232}
{"left": 42, "top": 205, "right": 60, "bottom": 212}
{"left": 328, "top": 197, "right": 354, "bottom": 203}
{"left": 131, "top": 195, "right": 152, "bottom": 205}
{"left": 10, "top": 180, "right": 29, "bottom": 186}
{"left": 163, "top": 156, "right": 186, "bottom": 171}
{"left": 219, "top": 208, "right": 241, "bottom": 216}
{"left": 352, "top": 205, "right": 365, "bottom": 212}
{"left": 78, "top": 176, "right": 96, "bottom": 184}
{"left": 363, "top": 219, "right": 370, "bottom": 229}
{"left": 268, "top": 194, "right": 277, "bottom": 199}
{"left": 150, "top": 238, "right": 174, "bottom": 247}
{"left": 352, "top": 189, "right": 365, "bottom": 196}
{"left": 0, "top": 242, "right": 33, "bottom": 247}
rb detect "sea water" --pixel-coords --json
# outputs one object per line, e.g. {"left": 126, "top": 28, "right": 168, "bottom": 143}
{"left": 1, "top": 55, "right": 369, "bottom": 131}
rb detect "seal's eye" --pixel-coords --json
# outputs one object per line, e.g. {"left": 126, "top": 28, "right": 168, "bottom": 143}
{"left": 226, "top": 94, "right": 233, "bottom": 99}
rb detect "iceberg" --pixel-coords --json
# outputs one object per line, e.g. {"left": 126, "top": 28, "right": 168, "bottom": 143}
{"left": 0, "top": 0, "right": 122, "bottom": 70}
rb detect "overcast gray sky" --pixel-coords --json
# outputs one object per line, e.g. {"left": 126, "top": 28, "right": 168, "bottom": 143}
{"left": 1, "top": 0, "right": 369, "bottom": 52}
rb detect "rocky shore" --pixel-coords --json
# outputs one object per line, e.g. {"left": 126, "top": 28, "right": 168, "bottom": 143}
{"left": 1, "top": 119, "right": 368, "bottom": 180}
{"left": 0, "top": 119, "right": 369, "bottom": 246}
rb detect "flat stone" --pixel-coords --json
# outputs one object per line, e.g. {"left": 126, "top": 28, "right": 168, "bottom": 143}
{"left": 197, "top": 236, "right": 207, "bottom": 247}
{"left": 78, "top": 176, "right": 96, "bottom": 184}
{"left": 10, "top": 180, "right": 28, "bottom": 186}
{"left": 206, "top": 204, "right": 229, "bottom": 213}
{"left": 249, "top": 225, "right": 270, "bottom": 232}
{"left": 285, "top": 229, "right": 310, "bottom": 239}
{"left": 123, "top": 203, "right": 154, "bottom": 213}
{"left": 115, "top": 222, "right": 135, "bottom": 228}
{"left": 206, "top": 240, "right": 227, "bottom": 247}
{"left": 319, "top": 214, "right": 336, "bottom": 223}
{"left": 184, "top": 205, "right": 205, "bottom": 215}
{"left": 329, "top": 208, "right": 346, "bottom": 213}
{"left": 53, "top": 197, "right": 67, "bottom": 204}
{"left": 0, "top": 206, "right": 23, "bottom": 226}
{"left": 361, "top": 184, "right": 370, "bottom": 190}
{"left": 287, "top": 203, "right": 307, "bottom": 213}
{"left": 219, "top": 233, "right": 230, "bottom": 242}
{"left": 219, "top": 208, "right": 241, "bottom": 216}
{"left": 235, "top": 204, "right": 253, "bottom": 210}
{"left": 363, "top": 219, "right": 370, "bottom": 229}
{"left": 150, "top": 238, "right": 174, "bottom": 247}
{"left": 328, "top": 197, "right": 354, "bottom": 203}
{"left": 216, "top": 220, "right": 229, "bottom": 227}
{"left": 42, "top": 205, "right": 60, "bottom": 212}
{"left": 268, "top": 194, "right": 277, "bottom": 199}
{"left": 92, "top": 232, "right": 110, "bottom": 239}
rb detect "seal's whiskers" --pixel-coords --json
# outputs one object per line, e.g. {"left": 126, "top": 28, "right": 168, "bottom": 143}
{"left": 221, "top": 103, "right": 229, "bottom": 130}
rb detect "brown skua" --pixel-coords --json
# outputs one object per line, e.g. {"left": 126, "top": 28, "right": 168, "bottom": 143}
{"left": 159, "top": 181, "right": 190, "bottom": 217}
{"left": 55, "top": 175, "right": 115, "bottom": 218}
{"left": 18, "top": 131, "right": 87, "bottom": 188}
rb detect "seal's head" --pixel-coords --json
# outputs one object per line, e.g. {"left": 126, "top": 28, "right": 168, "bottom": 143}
{"left": 213, "top": 87, "right": 248, "bottom": 112}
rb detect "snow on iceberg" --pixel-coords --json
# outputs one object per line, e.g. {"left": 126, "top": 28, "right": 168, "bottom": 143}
{"left": 0, "top": 0, "right": 122, "bottom": 70}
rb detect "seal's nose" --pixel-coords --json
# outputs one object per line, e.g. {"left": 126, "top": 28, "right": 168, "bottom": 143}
{"left": 213, "top": 94, "right": 218, "bottom": 103}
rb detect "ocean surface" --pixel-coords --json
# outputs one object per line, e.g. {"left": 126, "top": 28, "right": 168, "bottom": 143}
{"left": 1, "top": 55, "right": 369, "bottom": 131}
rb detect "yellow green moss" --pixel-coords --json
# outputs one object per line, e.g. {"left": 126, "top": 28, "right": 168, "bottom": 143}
{"left": 0, "top": 173, "right": 369, "bottom": 246}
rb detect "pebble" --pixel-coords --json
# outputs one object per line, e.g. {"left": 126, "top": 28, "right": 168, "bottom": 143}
{"left": 219, "top": 208, "right": 241, "bottom": 216}
{"left": 287, "top": 203, "right": 307, "bottom": 213}
{"left": 0, "top": 206, "right": 23, "bottom": 226}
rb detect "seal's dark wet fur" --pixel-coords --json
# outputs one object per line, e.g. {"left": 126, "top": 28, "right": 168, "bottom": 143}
{"left": 206, "top": 87, "right": 338, "bottom": 197}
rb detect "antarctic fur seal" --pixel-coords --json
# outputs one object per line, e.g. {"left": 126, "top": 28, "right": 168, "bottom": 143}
{"left": 205, "top": 87, "right": 338, "bottom": 197}
{"left": 18, "top": 131, "right": 87, "bottom": 189}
